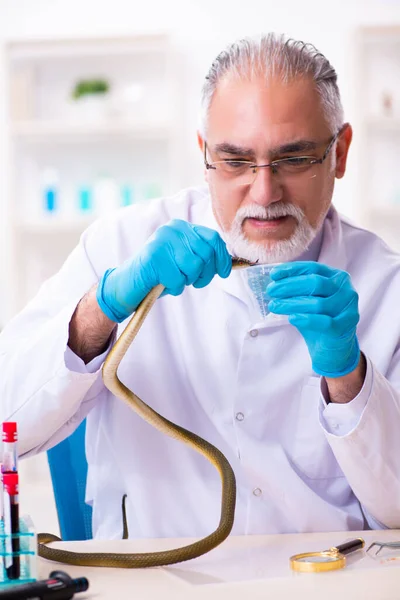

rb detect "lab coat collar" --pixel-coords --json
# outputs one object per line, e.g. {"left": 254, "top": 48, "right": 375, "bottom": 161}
{"left": 317, "top": 206, "right": 347, "bottom": 271}
{"left": 200, "top": 193, "right": 348, "bottom": 306}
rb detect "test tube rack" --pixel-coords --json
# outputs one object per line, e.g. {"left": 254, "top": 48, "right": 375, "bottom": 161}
{"left": 0, "top": 515, "right": 37, "bottom": 588}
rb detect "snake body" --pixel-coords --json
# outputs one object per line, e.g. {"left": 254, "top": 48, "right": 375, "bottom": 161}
{"left": 38, "top": 258, "right": 254, "bottom": 568}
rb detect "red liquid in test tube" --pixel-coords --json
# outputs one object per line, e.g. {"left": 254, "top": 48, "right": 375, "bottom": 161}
{"left": 3, "top": 472, "right": 20, "bottom": 580}
{"left": 1, "top": 422, "right": 19, "bottom": 579}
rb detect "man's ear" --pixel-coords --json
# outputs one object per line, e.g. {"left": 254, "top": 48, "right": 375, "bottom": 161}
{"left": 197, "top": 131, "right": 204, "bottom": 152}
{"left": 197, "top": 132, "right": 208, "bottom": 180}
{"left": 335, "top": 123, "right": 353, "bottom": 179}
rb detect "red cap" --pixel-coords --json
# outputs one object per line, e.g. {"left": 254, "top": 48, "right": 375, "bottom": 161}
{"left": 3, "top": 472, "right": 18, "bottom": 495}
{"left": 2, "top": 422, "right": 17, "bottom": 442}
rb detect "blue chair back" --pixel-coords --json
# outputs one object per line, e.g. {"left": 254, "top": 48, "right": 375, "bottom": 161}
{"left": 47, "top": 419, "right": 93, "bottom": 540}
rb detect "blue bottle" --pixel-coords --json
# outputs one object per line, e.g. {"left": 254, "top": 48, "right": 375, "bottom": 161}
{"left": 121, "top": 185, "right": 134, "bottom": 207}
{"left": 78, "top": 186, "right": 92, "bottom": 212}
{"left": 42, "top": 168, "right": 59, "bottom": 213}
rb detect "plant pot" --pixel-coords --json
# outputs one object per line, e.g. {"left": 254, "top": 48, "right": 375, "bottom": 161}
{"left": 71, "top": 94, "right": 109, "bottom": 122}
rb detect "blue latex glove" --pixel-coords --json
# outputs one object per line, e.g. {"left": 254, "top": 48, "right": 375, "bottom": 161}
{"left": 96, "top": 219, "right": 232, "bottom": 323}
{"left": 267, "top": 261, "right": 360, "bottom": 378}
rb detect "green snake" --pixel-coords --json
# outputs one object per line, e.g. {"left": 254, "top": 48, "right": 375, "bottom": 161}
{"left": 38, "top": 258, "right": 254, "bottom": 568}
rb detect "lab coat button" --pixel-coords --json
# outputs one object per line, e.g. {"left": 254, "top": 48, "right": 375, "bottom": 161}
{"left": 235, "top": 412, "right": 245, "bottom": 421}
{"left": 249, "top": 329, "right": 259, "bottom": 338}
{"left": 253, "top": 487, "right": 262, "bottom": 497}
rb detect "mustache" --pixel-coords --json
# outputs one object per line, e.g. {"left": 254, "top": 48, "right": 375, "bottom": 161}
{"left": 235, "top": 202, "right": 306, "bottom": 223}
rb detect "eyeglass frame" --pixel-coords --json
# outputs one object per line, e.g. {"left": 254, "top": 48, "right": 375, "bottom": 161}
{"left": 203, "top": 126, "right": 344, "bottom": 180}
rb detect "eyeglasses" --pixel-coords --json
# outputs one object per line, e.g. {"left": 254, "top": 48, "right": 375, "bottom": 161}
{"left": 204, "top": 128, "right": 342, "bottom": 187}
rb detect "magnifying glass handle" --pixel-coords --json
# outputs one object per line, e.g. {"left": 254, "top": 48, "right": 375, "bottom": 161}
{"left": 332, "top": 538, "right": 365, "bottom": 555}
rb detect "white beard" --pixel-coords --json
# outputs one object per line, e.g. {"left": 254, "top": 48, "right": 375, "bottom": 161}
{"left": 224, "top": 202, "right": 322, "bottom": 264}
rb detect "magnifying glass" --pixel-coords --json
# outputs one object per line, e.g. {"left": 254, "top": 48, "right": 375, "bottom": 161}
{"left": 290, "top": 538, "right": 365, "bottom": 573}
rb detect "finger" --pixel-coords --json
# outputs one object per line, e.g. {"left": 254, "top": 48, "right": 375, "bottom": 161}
{"left": 288, "top": 313, "right": 334, "bottom": 332}
{"left": 329, "top": 298, "right": 360, "bottom": 334}
{"left": 167, "top": 220, "right": 230, "bottom": 283}
{"left": 193, "top": 225, "right": 232, "bottom": 278}
{"left": 153, "top": 220, "right": 231, "bottom": 292}
{"left": 270, "top": 292, "right": 358, "bottom": 319}
{"left": 192, "top": 254, "right": 216, "bottom": 289}
{"left": 288, "top": 313, "right": 359, "bottom": 343}
{"left": 269, "top": 295, "right": 342, "bottom": 317}
{"left": 167, "top": 282, "right": 187, "bottom": 297}
{"left": 155, "top": 249, "right": 188, "bottom": 293}
{"left": 267, "top": 274, "right": 338, "bottom": 299}
{"left": 164, "top": 224, "right": 212, "bottom": 284}
{"left": 269, "top": 273, "right": 357, "bottom": 317}
{"left": 270, "top": 261, "right": 337, "bottom": 282}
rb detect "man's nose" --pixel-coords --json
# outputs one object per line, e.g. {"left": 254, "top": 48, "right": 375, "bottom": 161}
{"left": 248, "top": 165, "right": 283, "bottom": 206}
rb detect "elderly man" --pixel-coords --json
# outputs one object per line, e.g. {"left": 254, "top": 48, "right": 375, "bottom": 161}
{"left": 1, "top": 33, "right": 399, "bottom": 541}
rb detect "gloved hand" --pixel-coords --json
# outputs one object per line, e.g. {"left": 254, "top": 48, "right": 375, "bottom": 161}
{"left": 96, "top": 219, "right": 232, "bottom": 323}
{"left": 267, "top": 261, "right": 360, "bottom": 378}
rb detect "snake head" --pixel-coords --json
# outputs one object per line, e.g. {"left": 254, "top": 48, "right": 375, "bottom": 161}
{"left": 231, "top": 257, "right": 260, "bottom": 269}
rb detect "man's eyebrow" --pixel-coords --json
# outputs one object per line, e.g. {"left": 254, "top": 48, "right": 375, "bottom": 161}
{"left": 214, "top": 139, "right": 319, "bottom": 158}
{"left": 271, "top": 140, "right": 318, "bottom": 155}
{"left": 214, "top": 143, "right": 255, "bottom": 156}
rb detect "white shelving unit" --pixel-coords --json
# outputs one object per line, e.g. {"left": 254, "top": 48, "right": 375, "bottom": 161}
{"left": 356, "top": 26, "right": 400, "bottom": 251}
{"left": 2, "top": 34, "right": 185, "bottom": 530}
{"left": 11, "top": 120, "right": 173, "bottom": 140}
{"left": 4, "top": 34, "right": 183, "bottom": 323}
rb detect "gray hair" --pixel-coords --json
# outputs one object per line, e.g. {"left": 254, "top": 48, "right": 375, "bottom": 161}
{"left": 199, "top": 33, "right": 344, "bottom": 137}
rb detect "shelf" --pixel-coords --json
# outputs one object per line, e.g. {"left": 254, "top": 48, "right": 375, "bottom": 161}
{"left": 358, "top": 26, "right": 400, "bottom": 45}
{"left": 16, "top": 217, "right": 96, "bottom": 234}
{"left": 7, "top": 34, "right": 170, "bottom": 62}
{"left": 364, "top": 116, "right": 400, "bottom": 132}
{"left": 368, "top": 206, "right": 400, "bottom": 219}
{"left": 3, "top": 33, "right": 182, "bottom": 324}
{"left": 11, "top": 120, "right": 172, "bottom": 142}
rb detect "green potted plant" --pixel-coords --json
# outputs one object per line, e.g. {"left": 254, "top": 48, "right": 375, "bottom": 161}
{"left": 72, "top": 79, "right": 110, "bottom": 99}
{"left": 70, "top": 78, "right": 111, "bottom": 120}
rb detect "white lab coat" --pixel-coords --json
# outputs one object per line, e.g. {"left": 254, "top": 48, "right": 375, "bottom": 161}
{"left": 1, "top": 186, "right": 400, "bottom": 540}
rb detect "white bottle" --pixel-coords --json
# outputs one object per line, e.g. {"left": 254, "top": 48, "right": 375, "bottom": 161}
{"left": 93, "top": 174, "right": 119, "bottom": 216}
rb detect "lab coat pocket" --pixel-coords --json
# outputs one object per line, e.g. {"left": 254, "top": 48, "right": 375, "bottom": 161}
{"left": 290, "top": 376, "right": 344, "bottom": 480}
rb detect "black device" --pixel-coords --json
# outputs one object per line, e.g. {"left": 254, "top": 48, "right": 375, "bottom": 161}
{"left": 0, "top": 570, "right": 89, "bottom": 599}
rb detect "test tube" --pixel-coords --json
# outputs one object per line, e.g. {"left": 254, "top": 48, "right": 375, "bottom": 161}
{"left": 1, "top": 422, "right": 18, "bottom": 539}
{"left": 3, "top": 472, "right": 20, "bottom": 580}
